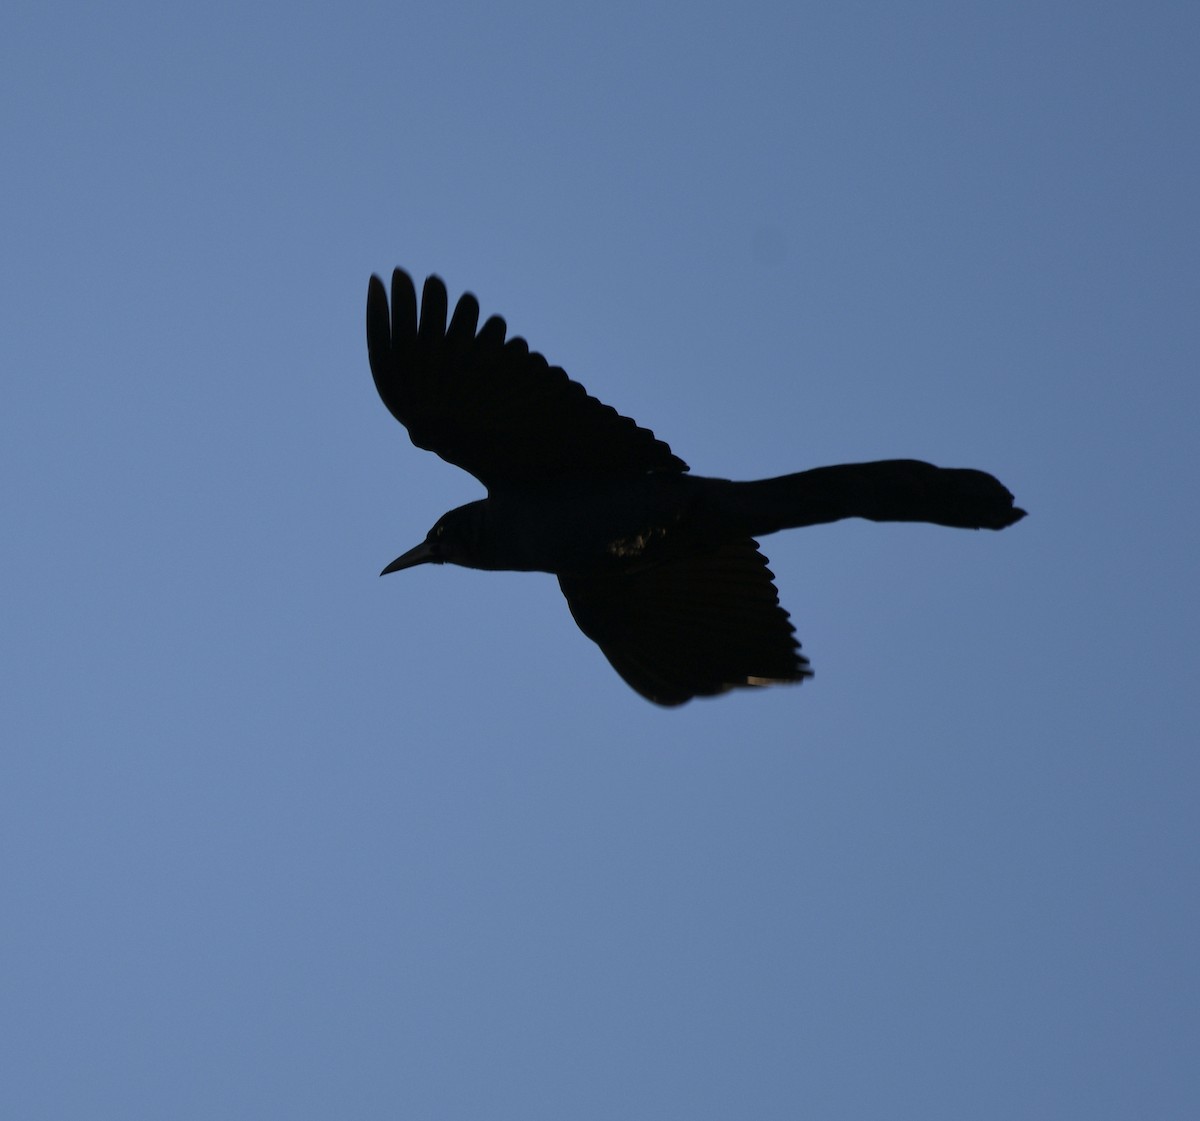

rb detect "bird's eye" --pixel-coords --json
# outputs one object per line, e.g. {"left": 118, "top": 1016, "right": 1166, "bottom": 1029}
{"left": 434, "top": 524, "right": 445, "bottom": 538}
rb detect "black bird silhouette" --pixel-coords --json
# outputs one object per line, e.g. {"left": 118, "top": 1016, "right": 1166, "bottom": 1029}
{"left": 367, "top": 269, "right": 1024, "bottom": 705}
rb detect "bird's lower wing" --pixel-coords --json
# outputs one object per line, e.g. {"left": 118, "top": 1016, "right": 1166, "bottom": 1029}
{"left": 558, "top": 539, "right": 812, "bottom": 706}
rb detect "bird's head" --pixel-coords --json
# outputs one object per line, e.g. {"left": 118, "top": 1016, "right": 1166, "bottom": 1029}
{"left": 380, "top": 500, "right": 488, "bottom": 574}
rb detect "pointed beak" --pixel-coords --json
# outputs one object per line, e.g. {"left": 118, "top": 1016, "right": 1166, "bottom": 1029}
{"left": 380, "top": 539, "right": 440, "bottom": 575}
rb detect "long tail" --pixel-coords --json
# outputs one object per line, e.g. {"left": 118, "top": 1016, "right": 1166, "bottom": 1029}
{"left": 733, "top": 459, "right": 1026, "bottom": 533}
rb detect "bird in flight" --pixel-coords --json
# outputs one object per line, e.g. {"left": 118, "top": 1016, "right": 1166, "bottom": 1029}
{"left": 367, "top": 269, "right": 1024, "bottom": 706}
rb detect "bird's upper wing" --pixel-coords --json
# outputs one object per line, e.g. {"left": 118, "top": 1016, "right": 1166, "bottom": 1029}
{"left": 558, "top": 539, "right": 812, "bottom": 706}
{"left": 367, "top": 270, "right": 689, "bottom": 486}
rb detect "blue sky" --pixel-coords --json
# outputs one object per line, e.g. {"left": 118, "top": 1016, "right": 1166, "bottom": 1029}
{"left": 3, "top": 2, "right": 1197, "bottom": 1118}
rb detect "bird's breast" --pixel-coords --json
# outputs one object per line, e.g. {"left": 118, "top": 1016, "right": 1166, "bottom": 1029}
{"left": 478, "top": 475, "right": 729, "bottom": 576}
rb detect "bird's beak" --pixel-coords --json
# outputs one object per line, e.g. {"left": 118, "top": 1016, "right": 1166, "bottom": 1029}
{"left": 380, "top": 539, "right": 440, "bottom": 575}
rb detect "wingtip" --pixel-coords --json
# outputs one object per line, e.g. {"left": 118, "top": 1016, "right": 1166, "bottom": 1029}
{"left": 366, "top": 274, "right": 392, "bottom": 353}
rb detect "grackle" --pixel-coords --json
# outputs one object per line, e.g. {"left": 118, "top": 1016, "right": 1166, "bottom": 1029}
{"left": 367, "top": 269, "right": 1024, "bottom": 705}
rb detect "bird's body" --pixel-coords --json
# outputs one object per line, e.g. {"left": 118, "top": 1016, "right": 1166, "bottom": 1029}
{"left": 398, "top": 475, "right": 714, "bottom": 576}
{"left": 367, "top": 269, "right": 1024, "bottom": 705}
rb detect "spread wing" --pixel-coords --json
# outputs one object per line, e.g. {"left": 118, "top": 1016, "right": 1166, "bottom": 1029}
{"left": 559, "top": 539, "right": 812, "bottom": 706}
{"left": 366, "top": 269, "right": 689, "bottom": 487}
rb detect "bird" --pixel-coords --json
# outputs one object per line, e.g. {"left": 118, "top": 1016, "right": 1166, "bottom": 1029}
{"left": 367, "top": 268, "right": 1024, "bottom": 706}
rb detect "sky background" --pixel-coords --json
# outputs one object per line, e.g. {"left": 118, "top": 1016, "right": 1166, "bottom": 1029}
{"left": 3, "top": 2, "right": 1197, "bottom": 1118}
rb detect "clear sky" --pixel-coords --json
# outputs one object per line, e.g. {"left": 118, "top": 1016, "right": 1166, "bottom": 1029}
{"left": 3, "top": 2, "right": 1197, "bottom": 1118}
